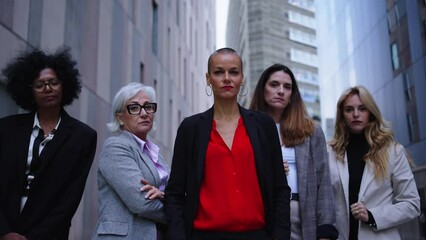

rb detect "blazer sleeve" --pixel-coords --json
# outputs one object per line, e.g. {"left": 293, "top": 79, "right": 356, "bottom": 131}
{"left": 98, "top": 137, "right": 165, "bottom": 223}
{"left": 263, "top": 115, "right": 291, "bottom": 240}
{"left": 26, "top": 127, "right": 97, "bottom": 239}
{"left": 0, "top": 117, "right": 10, "bottom": 236}
{"left": 164, "top": 119, "right": 191, "bottom": 240}
{"left": 368, "top": 144, "right": 421, "bottom": 230}
{"left": 311, "top": 125, "right": 338, "bottom": 239}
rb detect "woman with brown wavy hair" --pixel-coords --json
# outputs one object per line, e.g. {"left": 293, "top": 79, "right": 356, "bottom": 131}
{"left": 250, "top": 64, "right": 337, "bottom": 240}
{"left": 328, "top": 85, "right": 420, "bottom": 239}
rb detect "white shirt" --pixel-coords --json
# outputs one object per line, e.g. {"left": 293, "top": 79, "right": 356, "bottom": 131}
{"left": 276, "top": 124, "right": 298, "bottom": 193}
{"left": 21, "top": 113, "right": 61, "bottom": 211}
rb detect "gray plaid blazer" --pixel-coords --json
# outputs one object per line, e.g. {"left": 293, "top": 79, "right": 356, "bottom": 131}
{"left": 293, "top": 124, "right": 337, "bottom": 239}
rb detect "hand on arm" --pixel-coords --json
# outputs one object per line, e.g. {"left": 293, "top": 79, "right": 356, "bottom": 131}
{"left": 0, "top": 233, "right": 27, "bottom": 240}
{"left": 283, "top": 160, "right": 289, "bottom": 176}
{"left": 140, "top": 178, "right": 165, "bottom": 200}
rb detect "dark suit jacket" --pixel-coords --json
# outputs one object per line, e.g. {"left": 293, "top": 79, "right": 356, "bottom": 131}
{"left": 165, "top": 106, "right": 291, "bottom": 240}
{"left": 0, "top": 109, "right": 97, "bottom": 240}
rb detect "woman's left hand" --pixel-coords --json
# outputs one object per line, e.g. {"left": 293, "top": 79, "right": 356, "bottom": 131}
{"left": 350, "top": 201, "right": 369, "bottom": 222}
{"left": 140, "top": 178, "right": 165, "bottom": 200}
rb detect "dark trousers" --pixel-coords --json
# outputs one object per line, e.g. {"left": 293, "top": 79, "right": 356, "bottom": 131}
{"left": 157, "top": 223, "right": 167, "bottom": 240}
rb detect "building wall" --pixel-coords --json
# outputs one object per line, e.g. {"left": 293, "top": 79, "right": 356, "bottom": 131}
{"left": 0, "top": 0, "right": 216, "bottom": 239}
{"left": 316, "top": 0, "right": 426, "bottom": 238}
{"left": 316, "top": 0, "right": 426, "bottom": 165}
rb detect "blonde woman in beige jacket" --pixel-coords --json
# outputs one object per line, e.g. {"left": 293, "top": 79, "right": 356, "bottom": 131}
{"left": 327, "top": 86, "right": 420, "bottom": 240}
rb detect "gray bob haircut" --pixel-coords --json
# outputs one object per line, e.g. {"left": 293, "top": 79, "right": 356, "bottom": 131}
{"left": 106, "top": 82, "right": 157, "bottom": 132}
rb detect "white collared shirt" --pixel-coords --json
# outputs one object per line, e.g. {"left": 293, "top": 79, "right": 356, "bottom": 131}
{"left": 21, "top": 113, "right": 61, "bottom": 211}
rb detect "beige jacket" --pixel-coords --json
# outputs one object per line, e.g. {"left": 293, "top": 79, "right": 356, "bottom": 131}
{"left": 327, "top": 143, "right": 420, "bottom": 240}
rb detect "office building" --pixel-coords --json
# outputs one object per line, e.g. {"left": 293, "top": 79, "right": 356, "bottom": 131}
{"left": 316, "top": 0, "right": 426, "bottom": 238}
{"left": 227, "top": 0, "right": 321, "bottom": 121}
{"left": 0, "top": 0, "right": 215, "bottom": 238}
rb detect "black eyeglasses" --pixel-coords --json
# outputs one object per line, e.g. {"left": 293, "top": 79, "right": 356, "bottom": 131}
{"left": 31, "top": 78, "right": 62, "bottom": 92}
{"left": 126, "top": 103, "right": 157, "bottom": 115}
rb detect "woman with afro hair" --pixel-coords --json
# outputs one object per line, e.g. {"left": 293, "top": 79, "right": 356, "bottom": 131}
{"left": 0, "top": 46, "right": 97, "bottom": 240}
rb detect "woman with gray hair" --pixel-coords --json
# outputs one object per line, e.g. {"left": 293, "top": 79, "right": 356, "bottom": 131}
{"left": 92, "top": 82, "right": 169, "bottom": 240}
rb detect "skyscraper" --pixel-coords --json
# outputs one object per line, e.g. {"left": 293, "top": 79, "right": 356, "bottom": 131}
{"left": 316, "top": 1, "right": 426, "bottom": 237}
{"left": 0, "top": 0, "right": 216, "bottom": 238}
{"left": 316, "top": 0, "right": 426, "bottom": 166}
{"left": 227, "top": 0, "right": 321, "bottom": 121}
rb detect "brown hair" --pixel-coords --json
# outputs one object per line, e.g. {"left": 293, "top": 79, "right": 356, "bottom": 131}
{"left": 250, "top": 64, "right": 314, "bottom": 146}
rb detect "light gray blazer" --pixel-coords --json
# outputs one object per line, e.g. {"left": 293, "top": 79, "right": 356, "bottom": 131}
{"left": 292, "top": 124, "right": 336, "bottom": 239}
{"left": 92, "top": 131, "right": 169, "bottom": 240}
{"left": 327, "top": 143, "right": 420, "bottom": 240}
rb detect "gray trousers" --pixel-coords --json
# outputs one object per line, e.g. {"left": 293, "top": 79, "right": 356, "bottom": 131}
{"left": 290, "top": 200, "right": 302, "bottom": 240}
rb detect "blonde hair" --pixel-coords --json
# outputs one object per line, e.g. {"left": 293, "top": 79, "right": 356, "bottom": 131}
{"left": 329, "top": 86, "right": 394, "bottom": 179}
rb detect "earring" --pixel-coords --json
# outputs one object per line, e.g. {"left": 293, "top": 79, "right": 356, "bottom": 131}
{"left": 205, "top": 84, "right": 212, "bottom": 96}
{"left": 239, "top": 84, "right": 248, "bottom": 97}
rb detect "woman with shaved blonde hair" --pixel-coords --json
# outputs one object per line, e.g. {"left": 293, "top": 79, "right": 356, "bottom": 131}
{"left": 328, "top": 85, "right": 420, "bottom": 240}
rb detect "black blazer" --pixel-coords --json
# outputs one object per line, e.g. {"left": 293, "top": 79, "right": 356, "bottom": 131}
{"left": 0, "top": 109, "right": 97, "bottom": 240}
{"left": 165, "top": 106, "right": 291, "bottom": 240}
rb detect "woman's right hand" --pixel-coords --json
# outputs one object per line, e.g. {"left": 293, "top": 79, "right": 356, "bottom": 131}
{"left": 140, "top": 178, "right": 164, "bottom": 200}
{"left": 283, "top": 160, "right": 289, "bottom": 176}
{"left": 0, "top": 233, "right": 27, "bottom": 240}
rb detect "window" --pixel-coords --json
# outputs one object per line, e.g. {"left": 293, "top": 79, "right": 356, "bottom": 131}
{"left": 190, "top": 17, "right": 193, "bottom": 51}
{"left": 292, "top": 67, "right": 318, "bottom": 85}
{"left": 140, "top": 63, "right": 144, "bottom": 83}
{"left": 287, "top": 0, "right": 315, "bottom": 11}
{"left": 391, "top": 42, "right": 400, "bottom": 70}
{"left": 288, "top": 10, "right": 315, "bottom": 28}
{"left": 289, "top": 28, "right": 316, "bottom": 46}
{"left": 152, "top": 0, "right": 158, "bottom": 55}
{"left": 167, "top": 28, "right": 171, "bottom": 69}
{"left": 290, "top": 48, "right": 318, "bottom": 67}
{"left": 176, "top": 0, "right": 180, "bottom": 26}
{"left": 183, "top": 58, "right": 187, "bottom": 97}
{"left": 406, "top": 114, "right": 414, "bottom": 143}
{"left": 403, "top": 71, "right": 411, "bottom": 101}
{"left": 284, "top": 12, "right": 289, "bottom": 19}
{"left": 386, "top": 7, "right": 398, "bottom": 33}
{"left": 396, "top": 0, "right": 407, "bottom": 19}
{"left": 206, "top": 22, "right": 210, "bottom": 48}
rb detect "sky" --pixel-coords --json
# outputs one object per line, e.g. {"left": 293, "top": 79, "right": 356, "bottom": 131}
{"left": 215, "top": 0, "right": 229, "bottom": 48}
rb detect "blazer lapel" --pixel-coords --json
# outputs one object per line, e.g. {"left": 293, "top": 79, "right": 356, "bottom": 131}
{"left": 294, "top": 139, "right": 309, "bottom": 203}
{"left": 137, "top": 145, "right": 161, "bottom": 187}
{"left": 14, "top": 114, "right": 34, "bottom": 199}
{"left": 37, "top": 111, "right": 72, "bottom": 175}
{"left": 240, "top": 107, "right": 265, "bottom": 185}
{"left": 122, "top": 131, "right": 162, "bottom": 187}
{"left": 196, "top": 107, "right": 213, "bottom": 189}
{"left": 358, "top": 161, "right": 375, "bottom": 202}
{"left": 338, "top": 153, "right": 350, "bottom": 209}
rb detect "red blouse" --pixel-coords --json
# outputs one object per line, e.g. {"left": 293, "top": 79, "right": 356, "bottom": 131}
{"left": 193, "top": 118, "right": 265, "bottom": 231}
